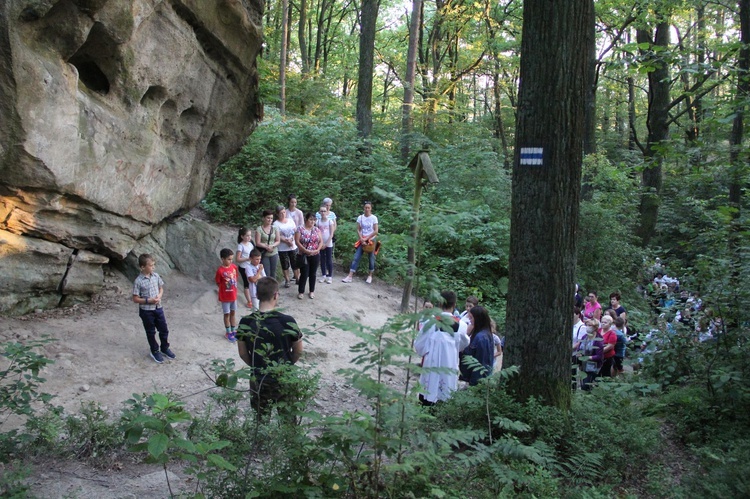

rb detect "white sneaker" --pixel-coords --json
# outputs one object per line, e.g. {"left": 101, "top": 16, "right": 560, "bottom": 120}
{"left": 366, "top": 275, "right": 372, "bottom": 284}
{"left": 318, "top": 277, "right": 326, "bottom": 283}
{"left": 342, "top": 275, "right": 353, "bottom": 283}
{"left": 326, "top": 277, "right": 332, "bottom": 284}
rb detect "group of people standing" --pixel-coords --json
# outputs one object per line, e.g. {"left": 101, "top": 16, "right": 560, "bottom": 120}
{"left": 237, "top": 196, "right": 381, "bottom": 296}
{"left": 245, "top": 195, "right": 337, "bottom": 300}
{"left": 572, "top": 289, "right": 628, "bottom": 390}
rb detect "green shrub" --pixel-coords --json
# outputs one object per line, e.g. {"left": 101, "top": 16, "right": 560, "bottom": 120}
{"left": 64, "top": 402, "right": 126, "bottom": 463}
{"left": 0, "top": 339, "right": 56, "bottom": 457}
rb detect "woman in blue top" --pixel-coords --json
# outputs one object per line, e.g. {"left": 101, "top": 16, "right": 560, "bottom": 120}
{"left": 461, "top": 306, "right": 495, "bottom": 385}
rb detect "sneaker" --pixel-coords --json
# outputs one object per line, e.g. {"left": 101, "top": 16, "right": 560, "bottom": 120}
{"left": 161, "top": 348, "right": 176, "bottom": 360}
{"left": 342, "top": 275, "right": 353, "bottom": 283}
{"left": 150, "top": 351, "right": 164, "bottom": 364}
{"left": 284, "top": 280, "right": 290, "bottom": 288}
{"left": 225, "top": 332, "right": 237, "bottom": 343}
{"left": 366, "top": 275, "right": 373, "bottom": 284}
{"left": 326, "top": 277, "right": 332, "bottom": 284}
{"left": 318, "top": 277, "right": 326, "bottom": 283}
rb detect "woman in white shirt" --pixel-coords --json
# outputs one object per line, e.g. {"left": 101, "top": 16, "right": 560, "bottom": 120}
{"left": 273, "top": 205, "right": 298, "bottom": 288}
{"left": 317, "top": 205, "right": 336, "bottom": 283}
{"left": 342, "top": 202, "right": 379, "bottom": 284}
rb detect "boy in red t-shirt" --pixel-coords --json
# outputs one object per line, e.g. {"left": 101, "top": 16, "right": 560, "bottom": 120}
{"left": 215, "top": 248, "right": 239, "bottom": 342}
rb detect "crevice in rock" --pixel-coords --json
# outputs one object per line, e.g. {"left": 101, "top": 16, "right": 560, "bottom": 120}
{"left": 68, "top": 22, "right": 118, "bottom": 95}
{"left": 58, "top": 248, "right": 79, "bottom": 305}
{"left": 169, "top": 0, "right": 241, "bottom": 82}
{"left": 205, "top": 133, "right": 221, "bottom": 162}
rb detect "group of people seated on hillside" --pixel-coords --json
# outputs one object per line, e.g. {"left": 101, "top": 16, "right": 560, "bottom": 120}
{"left": 414, "top": 292, "right": 502, "bottom": 406}
{"left": 572, "top": 257, "right": 725, "bottom": 387}
{"left": 571, "top": 290, "right": 629, "bottom": 391}
{"left": 573, "top": 285, "right": 693, "bottom": 390}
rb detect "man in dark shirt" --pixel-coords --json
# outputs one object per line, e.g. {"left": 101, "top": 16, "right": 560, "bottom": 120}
{"left": 237, "top": 277, "right": 303, "bottom": 421}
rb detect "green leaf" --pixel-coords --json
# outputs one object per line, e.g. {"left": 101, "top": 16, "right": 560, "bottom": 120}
{"left": 207, "top": 454, "right": 238, "bottom": 471}
{"left": 147, "top": 433, "right": 169, "bottom": 458}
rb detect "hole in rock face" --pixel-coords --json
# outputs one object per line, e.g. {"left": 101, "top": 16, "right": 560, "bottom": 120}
{"left": 69, "top": 58, "right": 110, "bottom": 93}
{"left": 140, "top": 85, "right": 168, "bottom": 105}
{"left": 68, "top": 22, "right": 118, "bottom": 95}
{"left": 206, "top": 134, "right": 221, "bottom": 161}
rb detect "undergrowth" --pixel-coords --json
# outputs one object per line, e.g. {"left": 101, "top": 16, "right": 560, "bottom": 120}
{"left": 2, "top": 310, "right": 750, "bottom": 498}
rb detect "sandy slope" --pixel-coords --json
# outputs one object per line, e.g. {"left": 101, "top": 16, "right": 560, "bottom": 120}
{"left": 0, "top": 262, "right": 410, "bottom": 497}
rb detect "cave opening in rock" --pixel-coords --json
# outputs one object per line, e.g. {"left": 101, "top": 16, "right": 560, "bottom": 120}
{"left": 68, "top": 22, "right": 118, "bottom": 95}
{"left": 69, "top": 58, "right": 110, "bottom": 94}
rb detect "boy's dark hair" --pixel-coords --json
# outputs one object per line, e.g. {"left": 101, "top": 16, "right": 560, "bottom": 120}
{"left": 220, "top": 248, "right": 234, "bottom": 259}
{"left": 138, "top": 253, "right": 154, "bottom": 268}
{"left": 465, "top": 295, "right": 479, "bottom": 306}
{"left": 256, "top": 277, "right": 279, "bottom": 302}
{"left": 614, "top": 317, "right": 625, "bottom": 329}
{"left": 249, "top": 248, "right": 262, "bottom": 258}
{"left": 440, "top": 290, "right": 457, "bottom": 311}
{"left": 609, "top": 291, "right": 621, "bottom": 301}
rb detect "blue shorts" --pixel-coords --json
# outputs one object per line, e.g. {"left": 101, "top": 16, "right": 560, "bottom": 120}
{"left": 221, "top": 301, "right": 237, "bottom": 314}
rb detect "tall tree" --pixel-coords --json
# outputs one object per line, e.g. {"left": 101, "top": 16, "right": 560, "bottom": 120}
{"left": 729, "top": 0, "right": 750, "bottom": 296}
{"left": 634, "top": 21, "right": 671, "bottom": 246}
{"left": 356, "top": 0, "right": 380, "bottom": 138}
{"left": 504, "top": 0, "right": 592, "bottom": 409}
{"left": 583, "top": 0, "right": 597, "bottom": 155}
{"left": 401, "top": 0, "right": 422, "bottom": 162}
{"left": 298, "top": 0, "right": 310, "bottom": 74}
{"left": 279, "top": 0, "right": 290, "bottom": 114}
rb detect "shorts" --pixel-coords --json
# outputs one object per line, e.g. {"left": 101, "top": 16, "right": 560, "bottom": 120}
{"left": 221, "top": 301, "right": 237, "bottom": 314}
{"left": 238, "top": 267, "right": 250, "bottom": 288}
{"left": 279, "top": 250, "right": 298, "bottom": 271}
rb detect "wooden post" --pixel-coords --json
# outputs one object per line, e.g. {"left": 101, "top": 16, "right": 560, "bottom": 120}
{"left": 400, "top": 151, "right": 438, "bottom": 313}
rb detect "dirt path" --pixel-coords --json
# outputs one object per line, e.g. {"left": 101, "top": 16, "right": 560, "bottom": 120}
{"left": 0, "top": 263, "right": 410, "bottom": 497}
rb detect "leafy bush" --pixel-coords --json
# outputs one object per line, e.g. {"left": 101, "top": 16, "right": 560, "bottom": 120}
{"left": 0, "top": 339, "right": 56, "bottom": 456}
{"left": 203, "top": 114, "right": 372, "bottom": 227}
{"left": 64, "top": 402, "right": 126, "bottom": 463}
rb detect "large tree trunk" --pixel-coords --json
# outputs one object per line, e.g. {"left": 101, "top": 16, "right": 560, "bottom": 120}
{"left": 356, "top": 0, "right": 380, "bottom": 138}
{"left": 504, "top": 0, "right": 592, "bottom": 409}
{"left": 401, "top": 0, "right": 422, "bottom": 163}
{"left": 635, "top": 22, "right": 671, "bottom": 246}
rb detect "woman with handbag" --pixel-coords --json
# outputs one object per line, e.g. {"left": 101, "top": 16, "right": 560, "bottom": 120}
{"left": 255, "top": 209, "right": 280, "bottom": 284}
{"left": 342, "top": 201, "right": 379, "bottom": 284}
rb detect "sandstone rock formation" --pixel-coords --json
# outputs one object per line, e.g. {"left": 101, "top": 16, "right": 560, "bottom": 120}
{"left": 0, "top": 0, "right": 263, "bottom": 314}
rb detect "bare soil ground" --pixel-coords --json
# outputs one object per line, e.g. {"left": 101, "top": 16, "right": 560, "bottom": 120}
{"left": 0, "top": 261, "right": 409, "bottom": 498}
